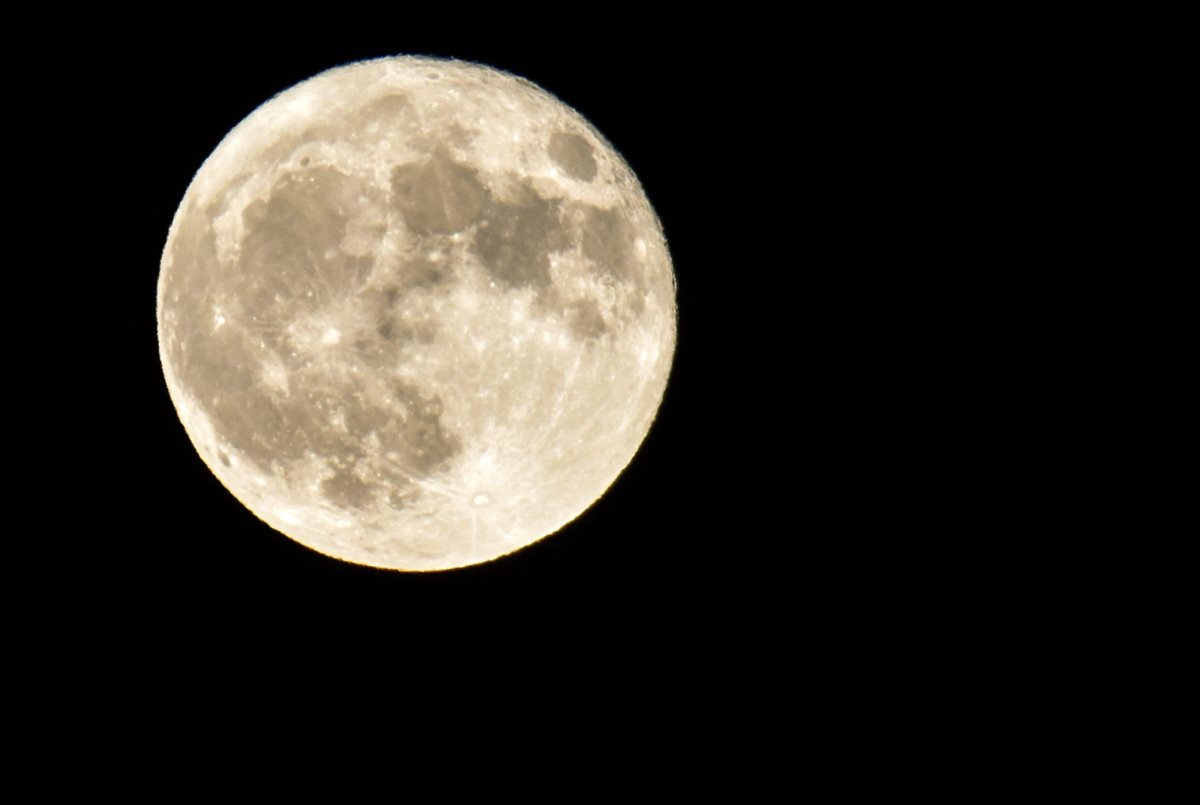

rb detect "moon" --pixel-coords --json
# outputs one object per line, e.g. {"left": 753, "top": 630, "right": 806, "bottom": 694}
{"left": 156, "top": 56, "right": 677, "bottom": 571}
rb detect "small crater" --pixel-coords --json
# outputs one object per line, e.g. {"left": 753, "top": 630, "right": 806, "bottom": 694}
{"left": 548, "top": 131, "right": 598, "bottom": 181}
{"left": 218, "top": 451, "right": 231, "bottom": 467}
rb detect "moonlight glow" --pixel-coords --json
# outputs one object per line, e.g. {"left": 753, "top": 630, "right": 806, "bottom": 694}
{"left": 156, "top": 57, "right": 677, "bottom": 571}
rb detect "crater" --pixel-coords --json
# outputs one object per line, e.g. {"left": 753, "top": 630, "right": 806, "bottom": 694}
{"left": 548, "top": 131, "right": 597, "bottom": 181}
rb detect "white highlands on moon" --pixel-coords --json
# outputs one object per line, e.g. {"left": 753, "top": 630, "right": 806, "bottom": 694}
{"left": 156, "top": 57, "right": 677, "bottom": 570}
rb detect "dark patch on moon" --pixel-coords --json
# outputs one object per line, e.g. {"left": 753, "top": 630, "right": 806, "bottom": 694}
{"left": 398, "top": 257, "right": 449, "bottom": 290}
{"left": 391, "top": 153, "right": 484, "bottom": 235}
{"left": 341, "top": 395, "right": 394, "bottom": 435}
{"left": 378, "top": 382, "right": 462, "bottom": 477}
{"left": 548, "top": 131, "right": 597, "bottom": 181}
{"left": 348, "top": 281, "right": 440, "bottom": 368}
{"left": 199, "top": 372, "right": 463, "bottom": 511}
{"left": 474, "top": 184, "right": 568, "bottom": 291}
{"left": 348, "top": 289, "right": 402, "bottom": 365}
{"left": 164, "top": 163, "right": 464, "bottom": 499}
{"left": 203, "top": 379, "right": 304, "bottom": 469}
{"left": 386, "top": 482, "right": 423, "bottom": 510}
{"left": 579, "top": 204, "right": 636, "bottom": 283}
{"left": 376, "top": 319, "right": 397, "bottom": 340}
{"left": 321, "top": 469, "right": 377, "bottom": 509}
{"left": 566, "top": 298, "right": 608, "bottom": 340}
{"left": 238, "top": 165, "right": 377, "bottom": 322}
{"left": 351, "top": 286, "right": 393, "bottom": 322}
{"left": 355, "top": 93, "right": 415, "bottom": 137}
{"left": 189, "top": 359, "right": 461, "bottom": 511}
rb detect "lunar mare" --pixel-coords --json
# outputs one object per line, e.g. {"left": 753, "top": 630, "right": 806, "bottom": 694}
{"left": 157, "top": 57, "right": 676, "bottom": 571}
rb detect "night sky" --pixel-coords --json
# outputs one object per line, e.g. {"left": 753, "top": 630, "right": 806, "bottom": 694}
{"left": 44, "top": 12, "right": 1123, "bottom": 742}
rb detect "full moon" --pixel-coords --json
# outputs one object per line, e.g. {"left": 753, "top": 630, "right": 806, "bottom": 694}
{"left": 156, "top": 57, "right": 677, "bottom": 571}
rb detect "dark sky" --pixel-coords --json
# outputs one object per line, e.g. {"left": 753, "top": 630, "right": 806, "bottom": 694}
{"left": 43, "top": 13, "right": 1125, "bottom": 740}
{"left": 74, "top": 18, "right": 805, "bottom": 715}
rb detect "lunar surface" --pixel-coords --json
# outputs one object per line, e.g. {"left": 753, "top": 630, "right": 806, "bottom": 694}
{"left": 157, "top": 57, "right": 676, "bottom": 571}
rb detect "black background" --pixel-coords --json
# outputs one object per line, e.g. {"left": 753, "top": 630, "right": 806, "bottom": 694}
{"left": 45, "top": 13, "right": 1094, "bottom": 734}
{"left": 59, "top": 16, "right": 819, "bottom": 720}
{"left": 15, "top": 9, "right": 1141, "bottom": 775}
